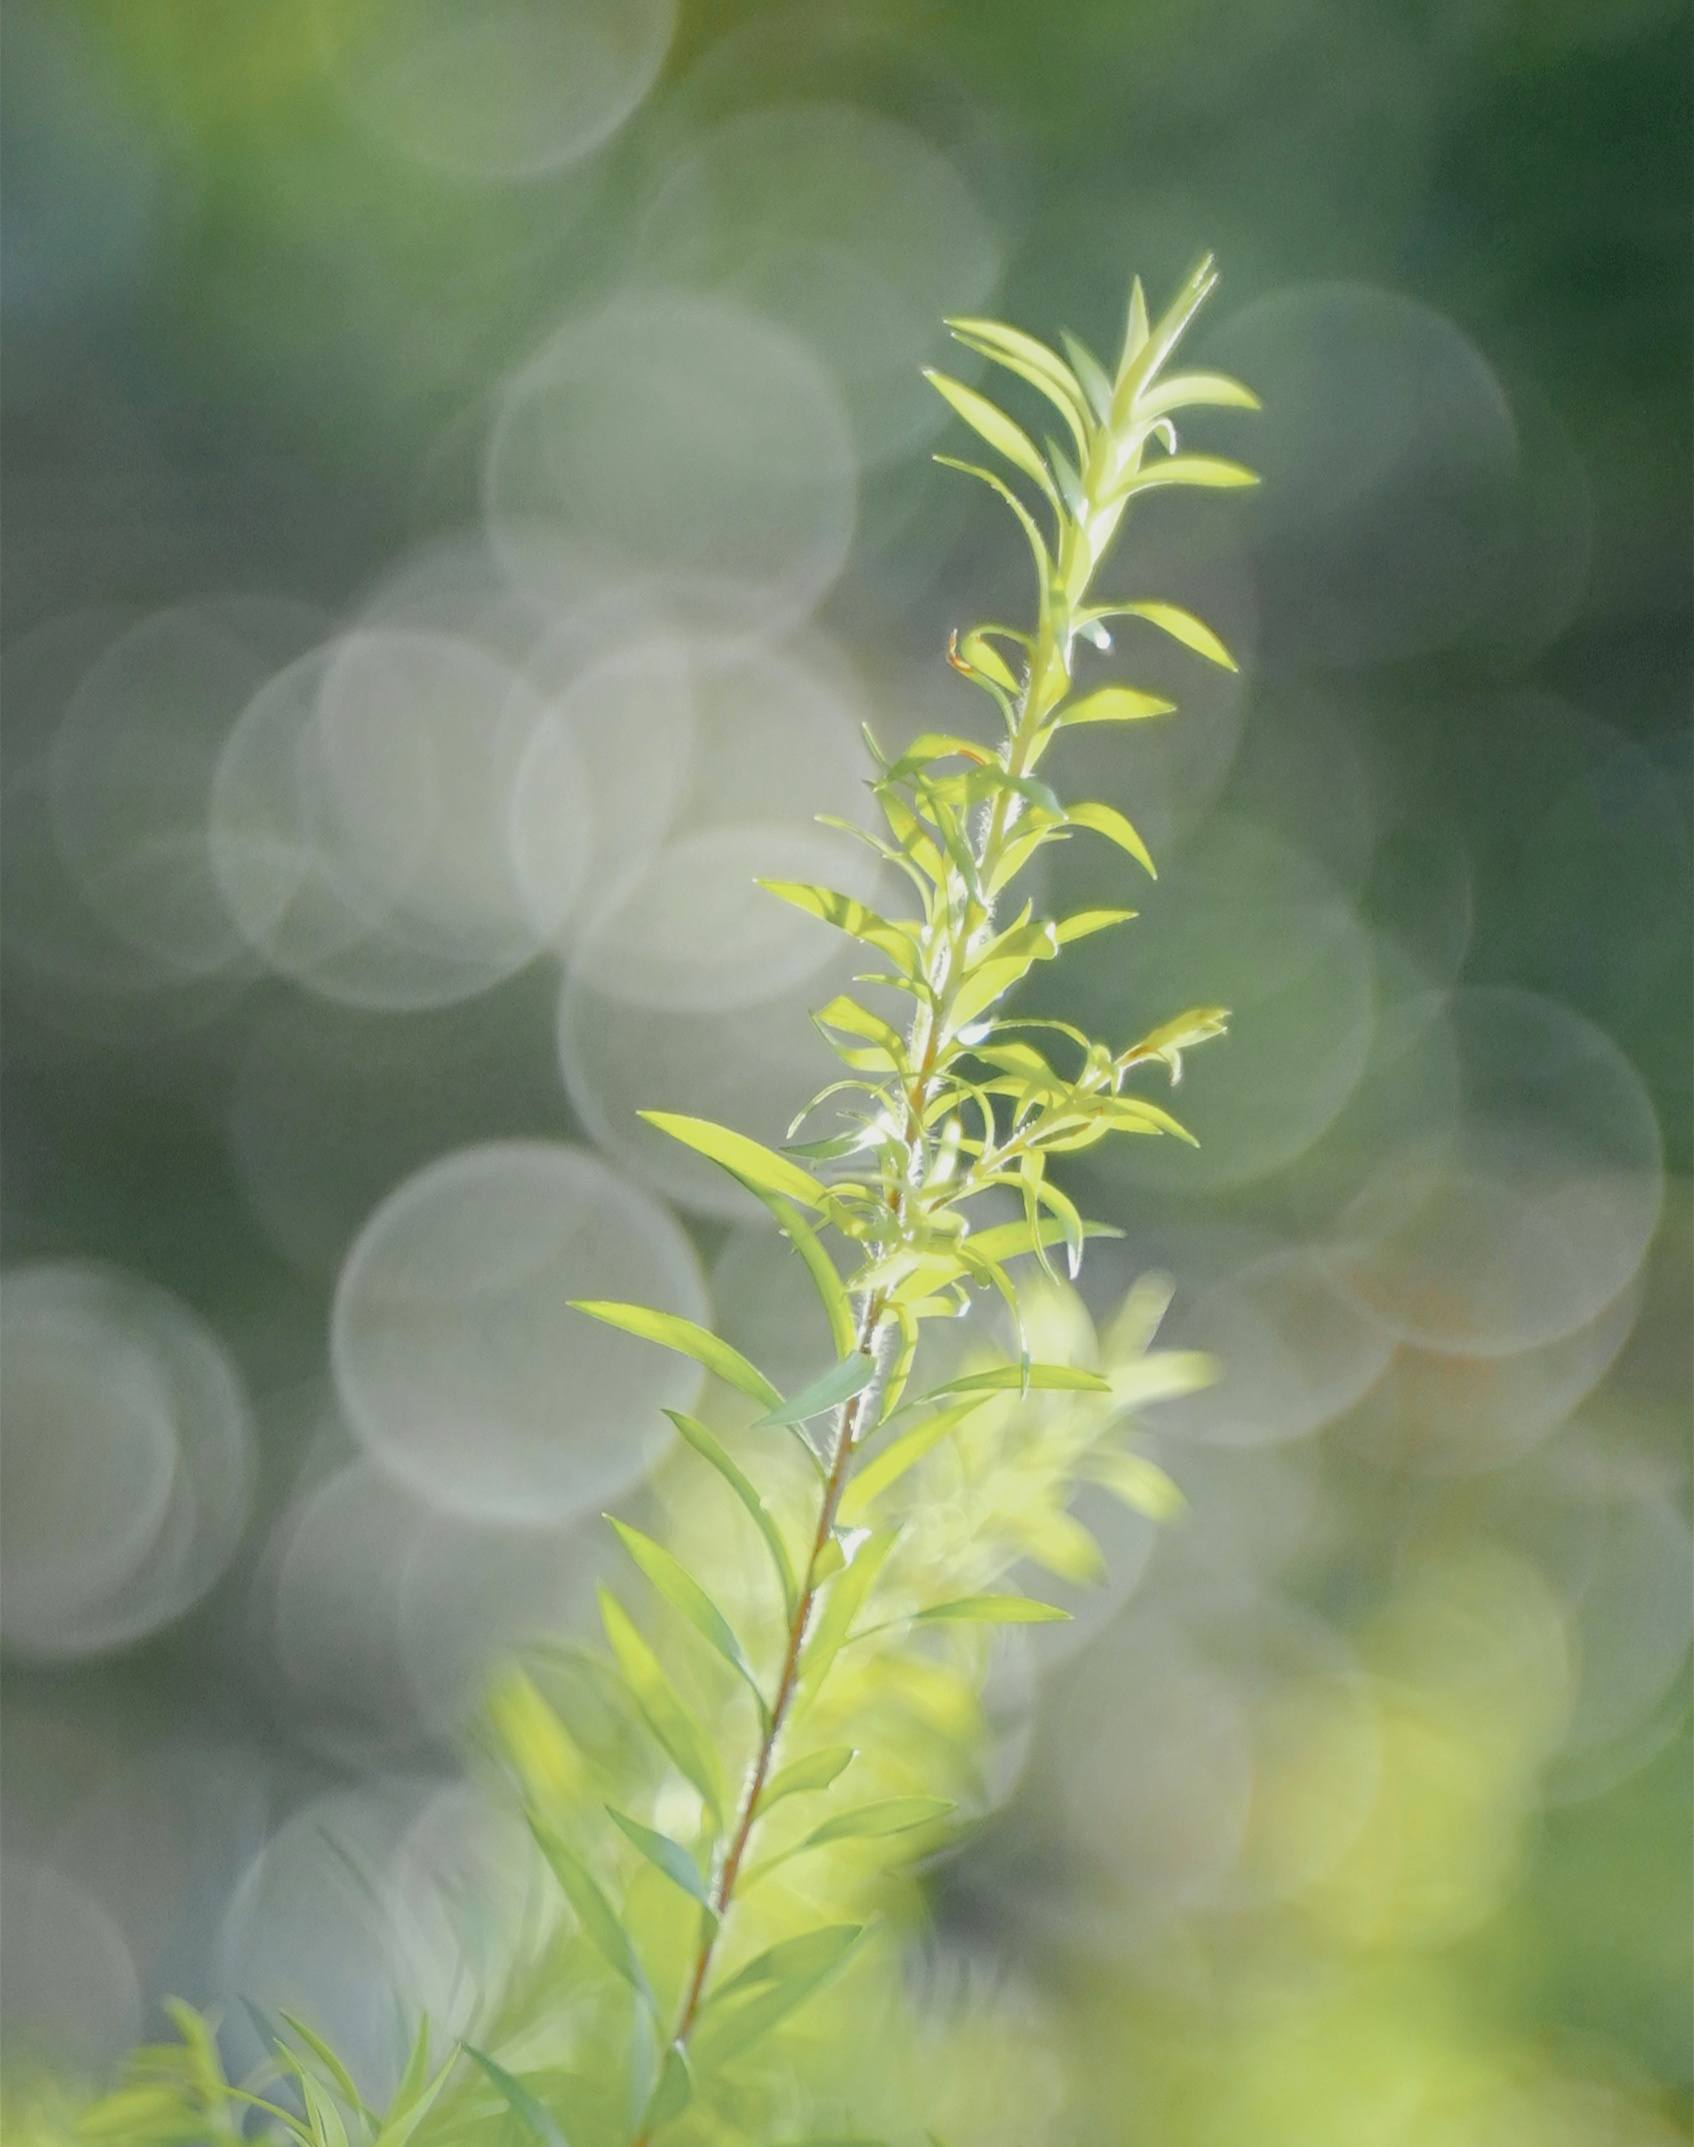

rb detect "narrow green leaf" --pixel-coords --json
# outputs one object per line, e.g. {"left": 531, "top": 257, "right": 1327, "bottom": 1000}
{"left": 915, "top": 1594, "right": 1071, "bottom": 1625}
{"left": 463, "top": 2049, "right": 570, "bottom": 2147}
{"left": 1055, "top": 907, "right": 1138, "bottom": 944}
{"left": 883, "top": 731, "right": 993, "bottom": 781}
{"left": 921, "top": 1363, "right": 1111, "bottom": 1400}
{"left": 753, "top": 883, "right": 919, "bottom": 976}
{"left": 665, "top": 1411, "right": 797, "bottom": 1615}
{"left": 1095, "top": 1094, "right": 1199, "bottom": 1144}
{"left": 605, "top": 1806, "right": 716, "bottom": 1917}
{"left": 570, "top": 1302, "right": 781, "bottom": 1412}
{"left": 608, "top": 1519, "right": 766, "bottom": 1716}
{"left": 761, "top": 1745, "right": 857, "bottom": 1809}
{"left": 712, "top": 1924, "right": 865, "bottom": 2006}
{"left": 295, "top": 2072, "right": 353, "bottom": 2147}
{"left": 753, "top": 1352, "right": 876, "bottom": 1429}
{"left": 1110, "top": 454, "right": 1259, "bottom": 504}
{"left": 638, "top": 1111, "right": 826, "bottom": 1209}
{"left": 933, "top": 455, "right": 1051, "bottom": 612}
{"left": 696, "top": 1927, "right": 864, "bottom": 2067}
{"left": 1113, "top": 253, "right": 1218, "bottom": 420}
{"left": 802, "top": 1529, "right": 898, "bottom": 1697}
{"left": 1137, "top": 369, "right": 1262, "bottom": 420}
{"left": 641, "top": 2044, "right": 693, "bottom": 2134}
{"left": 1083, "top": 1448, "right": 1187, "bottom": 1519}
{"left": 838, "top": 1401, "right": 980, "bottom": 1522}
{"left": 1059, "top": 330, "right": 1114, "bottom": 423}
{"left": 599, "top": 1588, "right": 725, "bottom": 1820}
{"left": 765, "top": 1194, "right": 857, "bottom": 1360}
{"left": 802, "top": 1797, "right": 953, "bottom": 1847}
{"left": 1065, "top": 800, "right": 1158, "bottom": 878}
{"left": 924, "top": 370, "right": 1058, "bottom": 506}
{"left": 945, "top": 317, "right": 1092, "bottom": 454}
{"left": 1082, "top": 601, "right": 1237, "bottom": 671}
{"left": 964, "top": 1215, "right": 1122, "bottom": 1263}
{"left": 531, "top": 1821, "right": 652, "bottom": 2004}
{"left": 1056, "top": 685, "right": 1177, "bottom": 727}
{"left": 279, "top": 2013, "right": 370, "bottom": 2123}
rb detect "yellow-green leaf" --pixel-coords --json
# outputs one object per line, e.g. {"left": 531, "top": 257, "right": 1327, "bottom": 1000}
{"left": 924, "top": 370, "right": 1058, "bottom": 506}
{"left": 665, "top": 1411, "right": 797, "bottom": 1616}
{"left": 638, "top": 1111, "right": 826, "bottom": 1209}
{"left": 1083, "top": 600, "right": 1237, "bottom": 671}
{"left": 532, "top": 1821, "right": 652, "bottom": 2004}
{"left": 1056, "top": 685, "right": 1177, "bottom": 726}
{"left": 1137, "top": 369, "right": 1262, "bottom": 420}
{"left": 1055, "top": 907, "right": 1138, "bottom": 944}
{"left": 569, "top": 1301, "right": 781, "bottom": 1411}
{"left": 1111, "top": 454, "right": 1259, "bottom": 503}
{"left": 1066, "top": 800, "right": 1158, "bottom": 878}
{"left": 605, "top": 1806, "right": 715, "bottom": 1917}
{"left": 599, "top": 1588, "right": 724, "bottom": 1819}
{"left": 915, "top": 1594, "right": 1071, "bottom": 1624}
{"left": 760, "top": 1745, "right": 857, "bottom": 1809}
{"left": 607, "top": 1519, "right": 766, "bottom": 1717}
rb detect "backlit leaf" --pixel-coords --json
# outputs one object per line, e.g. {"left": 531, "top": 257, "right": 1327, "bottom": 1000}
{"left": 1065, "top": 800, "right": 1158, "bottom": 877}
{"left": 1109, "top": 453, "right": 1259, "bottom": 504}
{"left": 1080, "top": 599, "right": 1237, "bottom": 670}
{"left": 608, "top": 1519, "right": 766, "bottom": 1717}
{"left": 463, "top": 2049, "right": 570, "bottom": 2147}
{"left": 924, "top": 370, "right": 1058, "bottom": 506}
{"left": 914, "top": 1594, "right": 1071, "bottom": 1625}
{"left": 920, "top": 1363, "right": 1110, "bottom": 1401}
{"left": 599, "top": 1588, "right": 725, "bottom": 1819}
{"left": 531, "top": 1821, "right": 652, "bottom": 2004}
{"left": 1137, "top": 369, "right": 1262, "bottom": 419}
{"left": 638, "top": 1111, "right": 826, "bottom": 1209}
{"left": 605, "top": 1806, "right": 715, "bottom": 1917}
{"left": 801, "top": 1796, "right": 953, "bottom": 1846}
{"left": 666, "top": 1411, "right": 797, "bottom": 1614}
{"left": 1056, "top": 685, "right": 1177, "bottom": 726}
{"left": 761, "top": 1745, "right": 857, "bottom": 1809}
{"left": 569, "top": 1301, "right": 781, "bottom": 1412}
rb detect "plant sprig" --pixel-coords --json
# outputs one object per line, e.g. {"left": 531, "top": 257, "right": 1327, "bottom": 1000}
{"left": 564, "top": 253, "right": 1257, "bottom": 2143}
{"left": 60, "top": 258, "right": 1258, "bottom": 2147}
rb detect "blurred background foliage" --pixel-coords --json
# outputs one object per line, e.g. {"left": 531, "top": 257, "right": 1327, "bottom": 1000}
{"left": 1, "top": 0, "right": 1689, "bottom": 2140}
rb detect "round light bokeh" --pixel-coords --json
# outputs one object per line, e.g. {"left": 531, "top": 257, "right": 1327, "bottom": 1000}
{"left": 331, "top": 1140, "right": 709, "bottom": 1522}
{"left": 1327, "top": 987, "right": 1663, "bottom": 1356}
{"left": 210, "top": 628, "right": 589, "bottom": 1009}
{"left": 559, "top": 952, "right": 858, "bottom": 1223}
{"left": 49, "top": 597, "right": 325, "bottom": 980}
{"left": 315, "top": 0, "right": 676, "bottom": 181}
{"left": 0, "top": 1261, "right": 256, "bottom": 1659}
{"left": 484, "top": 291, "right": 859, "bottom": 643}
{"left": 633, "top": 99, "right": 1001, "bottom": 465}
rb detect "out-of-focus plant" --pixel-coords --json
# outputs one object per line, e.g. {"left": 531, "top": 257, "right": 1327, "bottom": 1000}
{"left": 54, "top": 261, "right": 1258, "bottom": 2146}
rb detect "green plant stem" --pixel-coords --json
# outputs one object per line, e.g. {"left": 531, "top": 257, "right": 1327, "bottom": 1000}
{"left": 633, "top": 359, "right": 1138, "bottom": 2145}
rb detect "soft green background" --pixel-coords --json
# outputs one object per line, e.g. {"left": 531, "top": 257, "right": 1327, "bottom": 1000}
{"left": 2, "top": 0, "right": 1689, "bottom": 2138}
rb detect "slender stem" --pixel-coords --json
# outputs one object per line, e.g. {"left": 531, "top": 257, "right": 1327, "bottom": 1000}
{"left": 632, "top": 424, "right": 1129, "bottom": 2144}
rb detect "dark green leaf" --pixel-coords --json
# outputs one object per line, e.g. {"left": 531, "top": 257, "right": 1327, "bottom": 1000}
{"left": 753, "top": 1352, "right": 876, "bottom": 1429}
